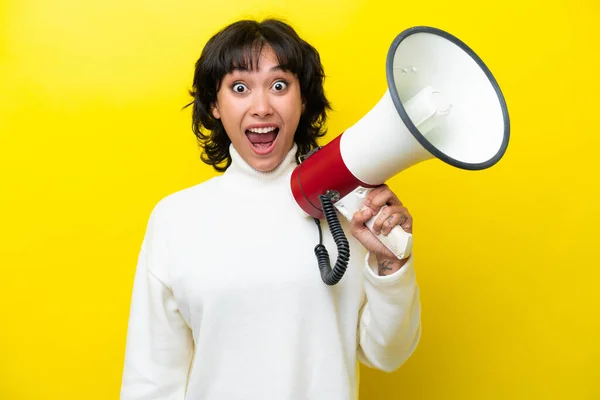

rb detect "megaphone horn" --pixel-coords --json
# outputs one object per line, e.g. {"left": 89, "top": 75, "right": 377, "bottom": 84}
{"left": 291, "top": 26, "right": 510, "bottom": 285}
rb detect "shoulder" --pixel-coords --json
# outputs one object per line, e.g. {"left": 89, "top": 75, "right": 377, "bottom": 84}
{"left": 155, "top": 176, "right": 222, "bottom": 216}
{"left": 141, "top": 177, "right": 223, "bottom": 250}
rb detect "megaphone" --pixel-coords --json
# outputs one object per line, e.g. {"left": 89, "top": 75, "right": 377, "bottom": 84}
{"left": 290, "top": 26, "right": 510, "bottom": 285}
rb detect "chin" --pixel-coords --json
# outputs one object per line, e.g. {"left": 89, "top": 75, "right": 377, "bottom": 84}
{"left": 251, "top": 157, "right": 280, "bottom": 172}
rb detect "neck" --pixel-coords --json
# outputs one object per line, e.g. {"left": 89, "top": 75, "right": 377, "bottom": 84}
{"left": 223, "top": 144, "right": 299, "bottom": 187}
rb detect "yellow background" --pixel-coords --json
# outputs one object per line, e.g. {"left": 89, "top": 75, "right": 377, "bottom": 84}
{"left": 1, "top": 0, "right": 599, "bottom": 398}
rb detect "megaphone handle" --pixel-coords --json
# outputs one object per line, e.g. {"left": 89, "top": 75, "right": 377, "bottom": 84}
{"left": 364, "top": 206, "right": 413, "bottom": 260}
{"left": 334, "top": 189, "right": 413, "bottom": 260}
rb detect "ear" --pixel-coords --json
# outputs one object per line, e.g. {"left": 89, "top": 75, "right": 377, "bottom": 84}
{"left": 211, "top": 103, "right": 221, "bottom": 119}
{"left": 302, "top": 101, "right": 306, "bottom": 113}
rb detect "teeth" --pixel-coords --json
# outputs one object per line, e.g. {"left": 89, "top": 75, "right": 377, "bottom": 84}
{"left": 248, "top": 127, "right": 277, "bottom": 134}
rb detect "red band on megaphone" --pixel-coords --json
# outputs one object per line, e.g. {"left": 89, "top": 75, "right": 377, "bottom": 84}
{"left": 291, "top": 134, "right": 378, "bottom": 219}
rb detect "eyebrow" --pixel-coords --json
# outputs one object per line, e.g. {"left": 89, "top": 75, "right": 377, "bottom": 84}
{"left": 231, "top": 65, "right": 286, "bottom": 73}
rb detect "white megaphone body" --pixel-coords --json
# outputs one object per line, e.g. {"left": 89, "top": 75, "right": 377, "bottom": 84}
{"left": 290, "top": 26, "right": 510, "bottom": 285}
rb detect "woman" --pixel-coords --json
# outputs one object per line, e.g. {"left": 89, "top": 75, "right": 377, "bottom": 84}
{"left": 121, "top": 18, "right": 421, "bottom": 400}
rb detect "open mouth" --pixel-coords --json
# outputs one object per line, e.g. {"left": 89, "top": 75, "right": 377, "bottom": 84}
{"left": 245, "top": 126, "right": 279, "bottom": 154}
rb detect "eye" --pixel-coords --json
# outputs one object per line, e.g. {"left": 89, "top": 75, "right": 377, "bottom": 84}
{"left": 232, "top": 83, "right": 248, "bottom": 93}
{"left": 272, "top": 80, "right": 288, "bottom": 92}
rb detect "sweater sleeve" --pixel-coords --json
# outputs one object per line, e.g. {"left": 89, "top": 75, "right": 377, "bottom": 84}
{"left": 120, "top": 232, "right": 194, "bottom": 399}
{"left": 357, "top": 252, "right": 421, "bottom": 373}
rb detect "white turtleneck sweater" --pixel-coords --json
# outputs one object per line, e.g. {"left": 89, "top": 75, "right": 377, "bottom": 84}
{"left": 120, "top": 144, "right": 421, "bottom": 400}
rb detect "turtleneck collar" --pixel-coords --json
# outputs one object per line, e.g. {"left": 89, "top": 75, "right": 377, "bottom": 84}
{"left": 223, "top": 143, "right": 299, "bottom": 187}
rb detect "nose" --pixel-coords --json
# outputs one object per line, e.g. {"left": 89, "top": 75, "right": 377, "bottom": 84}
{"left": 250, "top": 90, "right": 273, "bottom": 118}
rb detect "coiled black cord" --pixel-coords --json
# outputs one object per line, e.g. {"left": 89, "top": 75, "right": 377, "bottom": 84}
{"left": 314, "top": 194, "right": 350, "bottom": 285}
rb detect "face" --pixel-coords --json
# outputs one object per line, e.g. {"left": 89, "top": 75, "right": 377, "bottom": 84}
{"left": 211, "top": 46, "right": 303, "bottom": 172}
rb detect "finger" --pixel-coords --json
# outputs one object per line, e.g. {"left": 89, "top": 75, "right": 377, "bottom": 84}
{"left": 367, "top": 187, "right": 403, "bottom": 214}
{"left": 391, "top": 209, "right": 413, "bottom": 234}
{"left": 371, "top": 204, "right": 404, "bottom": 235}
{"left": 361, "top": 185, "right": 388, "bottom": 209}
{"left": 350, "top": 207, "right": 374, "bottom": 233}
{"left": 378, "top": 206, "right": 409, "bottom": 235}
{"left": 400, "top": 212, "right": 413, "bottom": 234}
